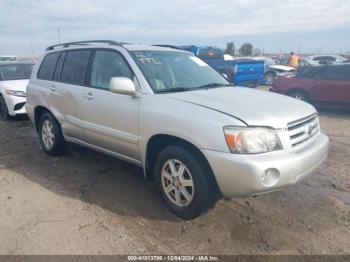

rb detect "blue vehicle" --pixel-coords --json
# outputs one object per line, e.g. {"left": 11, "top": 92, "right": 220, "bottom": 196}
{"left": 178, "top": 45, "right": 265, "bottom": 87}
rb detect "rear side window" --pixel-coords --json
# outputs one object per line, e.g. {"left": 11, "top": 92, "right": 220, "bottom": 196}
{"left": 90, "top": 50, "right": 133, "bottom": 90}
{"left": 53, "top": 52, "right": 66, "bottom": 81}
{"left": 317, "top": 66, "right": 350, "bottom": 81}
{"left": 38, "top": 52, "right": 60, "bottom": 80}
{"left": 61, "top": 50, "right": 91, "bottom": 85}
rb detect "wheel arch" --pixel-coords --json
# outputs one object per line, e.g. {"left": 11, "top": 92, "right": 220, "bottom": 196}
{"left": 34, "top": 106, "right": 55, "bottom": 132}
{"left": 144, "top": 134, "right": 221, "bottom": 196}
{"left": 265, "top": 70, "right": 277, "bottom": 76}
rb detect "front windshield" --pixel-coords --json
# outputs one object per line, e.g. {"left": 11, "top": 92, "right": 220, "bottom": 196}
{"left": 130, "top": 51, "right": 231, "bottom": 93}
{"left": 0, "top": 64, "right": 33, "bottom": 81}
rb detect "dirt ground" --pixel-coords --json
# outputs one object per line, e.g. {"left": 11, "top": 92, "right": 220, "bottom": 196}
{"left": 0, "top": 109, "right": 349, "bottom": 255}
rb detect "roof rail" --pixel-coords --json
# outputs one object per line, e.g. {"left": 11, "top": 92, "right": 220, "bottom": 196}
{"left": 46, "top": 40, "right": 129, "bottom": 51}
{"left": 152, "top": 45, "right": 182, "bottom": 50}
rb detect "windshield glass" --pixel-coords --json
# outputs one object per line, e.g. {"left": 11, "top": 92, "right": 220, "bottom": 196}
{"left": 0, "top": 64, "right": 33, "bottom": 81}
{"left": 130, "top": 51, "right": 231, "bottom": 93}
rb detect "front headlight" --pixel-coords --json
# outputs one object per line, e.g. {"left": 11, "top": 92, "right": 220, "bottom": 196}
{"left": 223, "top": 126, "right": 282, "bottom": 154}
{"left": 5, "top": 89, "right": 26, "bottom": 97}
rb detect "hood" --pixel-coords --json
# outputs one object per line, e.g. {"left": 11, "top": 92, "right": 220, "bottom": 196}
{"left": 0, "top": 79, "right": 29, "bottom": 92}
{"left": 269, "top": 65, "right": 295, "bottom": 72}
{"left": 166, "top": 87, "right": 316, "bottom": 129}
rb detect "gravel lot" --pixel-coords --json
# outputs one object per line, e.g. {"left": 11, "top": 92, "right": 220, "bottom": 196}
{"left": 0, "top": 109, "right": 349, "bottom": 255}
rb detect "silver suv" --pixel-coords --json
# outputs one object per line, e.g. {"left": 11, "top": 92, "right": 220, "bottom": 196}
{"left": 26, "top": 40, "right": 329, "bottom": 219}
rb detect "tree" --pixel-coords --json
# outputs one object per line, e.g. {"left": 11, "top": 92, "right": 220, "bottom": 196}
{"left": 239, "top": 43, "right": 254, "bottom": 56}
{"left": 225, "top": 42, "right": 235, "bottom": 56}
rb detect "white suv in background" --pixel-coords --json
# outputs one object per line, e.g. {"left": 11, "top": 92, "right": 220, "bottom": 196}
{"left": 26, "top": 40, "right": 329, "bottom": 219}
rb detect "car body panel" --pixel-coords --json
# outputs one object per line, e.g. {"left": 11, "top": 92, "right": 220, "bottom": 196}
{"left": 166, "top": 87, "right": 316, "bottom": 129}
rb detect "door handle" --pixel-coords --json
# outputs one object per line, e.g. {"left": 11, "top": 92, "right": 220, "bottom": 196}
{"left": 84, "top": 92, "right": 94, "bottom": 100}
{"left": 50, "top": 85, "right": 56, "bottom": 92}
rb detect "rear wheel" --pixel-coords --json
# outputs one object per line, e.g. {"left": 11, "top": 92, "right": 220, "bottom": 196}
{"left": 38, "top": 112, "right": 67, "bottom": 156}
{"left": 288, "top": 89, "right": 309, "bottom": 102}
{"left": 154, "top": 146, "right": 215, "bottom": 220}
{"left": 0, "top": 95, "right": 10, "bottom": 120}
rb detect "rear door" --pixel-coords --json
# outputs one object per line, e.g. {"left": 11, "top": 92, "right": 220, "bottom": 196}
{"left": 81, "top": 49, "right": 140, "bottom": 161}
{"left": 313, "top": 65, "right": 350, "bottom": 105}
{"left": 51, "top": 49, "right": 92, "bottom": 139}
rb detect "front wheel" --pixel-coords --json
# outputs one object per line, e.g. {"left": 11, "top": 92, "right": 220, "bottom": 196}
{"left": 0, "top": 95, "right": 10, "bottom": 120}
{"left": 38, "top": 112, "right": 67, "bottom": 156}
{"left": 154, "top": 146, "right": 215, "bottom": 220}
{"left": 288, "top": 90, "right": 309, "bottom": 102}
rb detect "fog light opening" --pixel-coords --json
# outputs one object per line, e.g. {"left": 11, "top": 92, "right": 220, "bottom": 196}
{"left": 261, "top": 168, "right": 280, "bottom": 187}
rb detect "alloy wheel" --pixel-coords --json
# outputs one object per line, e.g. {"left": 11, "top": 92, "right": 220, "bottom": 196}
{"left": 161, "top": 159, "right": 194, "bottom": 207}
{"left": 292, "top": 93, "right": 305, "bottom": 101}
{"left": 41, "top": 120, "right": 55, "bottom": 150}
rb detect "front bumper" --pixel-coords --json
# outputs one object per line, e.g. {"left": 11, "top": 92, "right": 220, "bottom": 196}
{"left": 203, "top": 132, "right": 329, "bottom": 198}
{"left": 4, "top": 95, "right": 27, "bottom": 116}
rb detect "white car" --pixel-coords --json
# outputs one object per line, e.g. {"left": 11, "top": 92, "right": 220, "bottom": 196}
{"left": 0, "top": 63, "right": 33, "bottom": 120}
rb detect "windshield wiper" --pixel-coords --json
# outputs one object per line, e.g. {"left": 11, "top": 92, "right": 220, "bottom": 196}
{"left": 156, "top": 83, "right": 233, "bottom": 93}
{"left": 196, "top": 83, "right": 233, "bottom": 89}
{"left": 156, "top": 87, "right": 192, "bottom": 93}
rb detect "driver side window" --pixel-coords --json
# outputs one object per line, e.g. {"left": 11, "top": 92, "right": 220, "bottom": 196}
{"left": 90, "top": 50, "right": 133, "bottom": 90}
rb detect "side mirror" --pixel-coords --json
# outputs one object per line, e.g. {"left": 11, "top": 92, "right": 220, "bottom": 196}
{"left": 109, "top": 77, "right": 137, "bottom": 96}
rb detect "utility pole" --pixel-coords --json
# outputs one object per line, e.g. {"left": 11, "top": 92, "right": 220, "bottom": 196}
{"left": 57, "top": 29, "right": 61, "bottom": 43}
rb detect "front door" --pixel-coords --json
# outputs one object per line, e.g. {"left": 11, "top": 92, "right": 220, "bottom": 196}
{"left": 81, "top": 49, "right": 140, "bottom": 161}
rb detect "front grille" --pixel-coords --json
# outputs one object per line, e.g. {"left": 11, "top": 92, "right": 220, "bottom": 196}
{"left": 287, "top": 113, "right": 319, "bottom": 147}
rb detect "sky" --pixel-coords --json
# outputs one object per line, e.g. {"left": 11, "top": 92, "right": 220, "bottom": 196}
{"left": 1, "top": 0, "right": 350, "bottom": 56}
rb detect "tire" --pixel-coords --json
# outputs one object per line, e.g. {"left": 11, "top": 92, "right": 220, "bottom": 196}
{"left": 0, "top": 95, "right": 10, "bottom": 121}
{"left": 264, "top": 72, "right": 276, "bottom": 86}
{"left": 288, "top": 89, "right": 309, "bottom": 102}
{"left": 154, "top": 146, "right": 214, "bottom": 220}
{"left": 38, "top": 112, "right": 67, "bottom": 156}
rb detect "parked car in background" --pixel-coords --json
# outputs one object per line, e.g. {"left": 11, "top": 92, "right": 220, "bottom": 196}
{"left": 0, "top": 62, "right": 33, "bottom": 120}
{"left": 0, "top": 55, "right": 19, "bottom": 62}
{"left": 179, "top": 46, "right": 265, "bottom": 87}
{"left": 26, "top": 40, "right": 329, "bottom": 219}
{"left": 309, "top": 55, "right": 346, "bottom": 65}
{"left": 271, "top": 64, "right": 350, "bottom": 109}
{"left": 249, "top": 57, "right": 295, "bottom": 85}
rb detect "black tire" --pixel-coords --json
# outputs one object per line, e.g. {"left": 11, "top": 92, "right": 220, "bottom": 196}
{"left": 264, "top": 72, "right": 276, "bottom": 86}
{"left": 154, "top": 146, "right": 215, "bottom": 220}
{"left": 288, "top": 89, "right": 309, "bottom": 102}
{"left": 38, "top": 112, "right": 67, "bottom": 156}
{"left": 0, "top": 95, "right": 10, "bottom": 121}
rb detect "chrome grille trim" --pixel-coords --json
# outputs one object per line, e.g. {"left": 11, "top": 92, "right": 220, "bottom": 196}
{"left": 287, "top": 113, "right": 319, "bottom": 148}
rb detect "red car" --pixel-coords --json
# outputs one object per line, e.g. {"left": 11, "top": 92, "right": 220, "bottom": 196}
{"left": 271, "top": 64, "right": 350, "bottom": 109}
